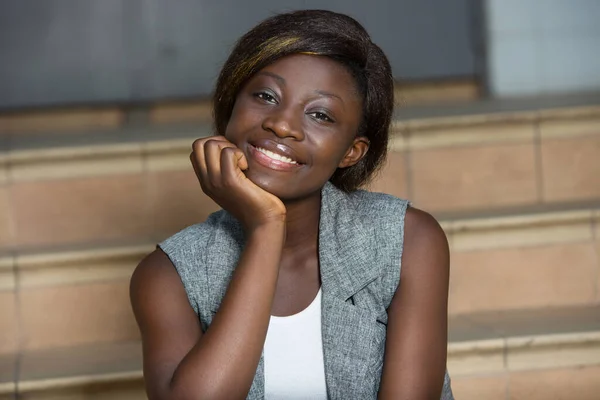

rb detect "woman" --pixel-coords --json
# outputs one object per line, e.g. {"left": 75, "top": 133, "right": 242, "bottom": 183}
{"left": 131, "top": 9, "right": 454, "bottom": 400}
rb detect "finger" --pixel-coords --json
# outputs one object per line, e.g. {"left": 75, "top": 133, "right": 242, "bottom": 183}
{"left": 191, "top": 137, "right": 215, "bottom": 174}
{"left": 204, "top": 136, "right": 247, "bottom": 170}
{"left": 191, "top": 138, "right": 210, "bottom": 186}
{"left": 221, "top": 147, "right": 247, "bottom": 184}
{"left": 205, "top": 140, "right": 239, "bottom": 184}
{"left": 204, "top": 140, "right": 223, "bottom": 184}
{"left": 236, "top": 150, "right": 248, "bottom": 171}
{"left": 190, "top": 151, "right": 202, "bottom": 180}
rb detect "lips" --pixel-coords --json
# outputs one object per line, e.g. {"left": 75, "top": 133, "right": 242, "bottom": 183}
{"left": 255, "top": 147, "right": 298, "bottom": 164}
{"left": 247, "top": 139, "right": 305, "bottom": 171}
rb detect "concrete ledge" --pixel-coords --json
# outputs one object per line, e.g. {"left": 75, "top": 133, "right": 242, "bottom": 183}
{"left": 443, "top": 208, "right": 599, "bottom": 252}
{"left": 0, "top": 256, "right": 14, "bottom": 291}
{"left": 449, "top": 331, "right": 600, "bottom": 377}
{"left": 18, "top": 371, "right": 142, "bottom": 393}
{"left": 16, "top": 341, "right": 143, "bottom": 397}
{"left": 7, "top": 204, "right": 597, "bottom": 288}
{"left": 2, "top": 305, "right": 600, "bottom": 397}
{"left": 0, "top": 108, "right": 125, "bottom": 135}
{"left": 16, "top": 244, "right": 153, "bottom": 288}
{"left": 8, "top": 143, "right": 143, "bottom": 182}
{"left": 0, "top": 99, "right": 598, "bottom": 182}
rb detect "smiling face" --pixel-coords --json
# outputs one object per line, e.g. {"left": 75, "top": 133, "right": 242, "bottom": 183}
{"left": 224, "top": 54, "right": 368, "bottom": 201}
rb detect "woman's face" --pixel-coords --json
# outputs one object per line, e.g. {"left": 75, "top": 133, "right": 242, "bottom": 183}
{"left": 224, "top": 54, "right": 367, "bottom": 201}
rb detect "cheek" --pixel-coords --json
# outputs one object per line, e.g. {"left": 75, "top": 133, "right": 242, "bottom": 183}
{"left": 224, "top": 101, "right": 260, "bottom": 139}
{"left": 311, "top": 135, "right": 354, "bottom": 171}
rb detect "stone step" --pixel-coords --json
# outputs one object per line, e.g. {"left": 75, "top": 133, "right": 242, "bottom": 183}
{"left": 1, "top": 95, "right": 599, "bottom": 251}
{"left": 373, "top": 98, "right": 600, "bottom": 213}
{"left": 0, "top": 204, "right": 598, "bottom": 357}
{"left": 442, "top": 206, "right": 600, "bottom": 315}
{"left": 449, "top": 304, "right": 600, "bottom": 400}
{"left": 0, "top": 341, "right": 143, "bottom": 400}
{"left": 0, "top": 78, "right": 479, "bottom": 135}
{"left": 1, "top": 305, "right": 599, "bottom": 399}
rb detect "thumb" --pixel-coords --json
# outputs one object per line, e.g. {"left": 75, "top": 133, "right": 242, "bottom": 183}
{"left": 235, "top": 149, "right": 248, "bottom": 170}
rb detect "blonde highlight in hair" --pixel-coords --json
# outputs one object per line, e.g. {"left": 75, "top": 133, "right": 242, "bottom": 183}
{"left": 219, "top": 36, "right": 300, "bottom": 104}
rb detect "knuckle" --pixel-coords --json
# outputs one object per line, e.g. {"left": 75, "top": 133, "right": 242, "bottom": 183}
{"left": 192, "top": 138, "right": 205, "bottom": 151}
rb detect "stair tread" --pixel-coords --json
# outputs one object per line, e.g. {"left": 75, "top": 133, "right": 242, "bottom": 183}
{"left": 19, "top": 341, "right": 141, "bottom": 388}
{"left": 0, "top": 304, "right": 597, "bottom": 392}
{"left": 1, "top": 199, "right": 596, "bottom": 258}
{"left": 395, "top": 90, "right": 600, "bottom": 121}
{"left": 433, "top": 198, "right": 600, "bottom": 223}
{"left": 3, "top": 121, "right": 209, "bottom": 155}
{"left": 0, "top": 354, "right": 15, "bottom": 390}
{"left": 1, "top": 91, "right": 599, "bottom": 155}
{"left": 450, "top": 304, "right": 600, "bottom": 342}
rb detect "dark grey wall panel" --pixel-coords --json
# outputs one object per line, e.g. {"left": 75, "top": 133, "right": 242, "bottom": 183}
{"left": 302, "top": 0, "right": 474, "bottom": 79}
{"left": 0, "top": 1, "right": 131, "bottom": 106}
{"left": 0, "top": 0, "right": 475, "bottom": 109}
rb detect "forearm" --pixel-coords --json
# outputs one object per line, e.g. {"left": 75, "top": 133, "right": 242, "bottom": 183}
{"left": 169, "top": 222, "right": 285, "bottom": 399}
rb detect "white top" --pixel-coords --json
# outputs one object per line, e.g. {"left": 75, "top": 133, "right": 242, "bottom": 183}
{"left": 264, "top": 288, "right": 328, "bottom": 400}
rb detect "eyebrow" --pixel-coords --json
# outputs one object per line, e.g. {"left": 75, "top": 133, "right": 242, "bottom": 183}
{"left": 315, "top": 89, "right": 344, "bottom": 104}
{"left": 256, "top": 71, "right": 286, "bottom": 86}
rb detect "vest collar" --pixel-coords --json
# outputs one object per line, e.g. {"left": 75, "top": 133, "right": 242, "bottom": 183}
{"left": 210, "top": 182, "right": 378, "bottom": 399}
{"left": 318, "top": 182, "right": 378, "bottom": 301}
{"left": 211, "top": 181, "right": 378, "bottom": 303}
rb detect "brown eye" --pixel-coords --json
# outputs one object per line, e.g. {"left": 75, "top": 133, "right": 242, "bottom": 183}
{"left": 254, "top": 91, "right": 278, "bottom": 104}
{"left": 308, "top": 111, "right": 334, "bottom": 123}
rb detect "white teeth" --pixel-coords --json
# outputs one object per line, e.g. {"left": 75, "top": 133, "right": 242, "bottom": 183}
{"left": 256, "top": 147, "right": 297, "bottom": 164}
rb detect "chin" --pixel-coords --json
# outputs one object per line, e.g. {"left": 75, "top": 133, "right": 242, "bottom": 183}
{"left": 244, "top": 169, "right": 319, "bottom": 202}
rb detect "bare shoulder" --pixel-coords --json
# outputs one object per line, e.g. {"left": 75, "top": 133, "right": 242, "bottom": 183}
{"left": 402, "top": 207, "right": 449, "bottom": 276}
{"left": 130, "top": 249, "right": 182, "bottom": 298}
{"left": 130, "top": 250, "right": 202, "bottom": 397}
{"left": 381, "top": 209, "right": 450, "bottom": 398}
{"left": 404, "top": 207, "right": 448, "bottom": 250}
{"left": 130, "top": 248, "right": 199, "bottom": 334}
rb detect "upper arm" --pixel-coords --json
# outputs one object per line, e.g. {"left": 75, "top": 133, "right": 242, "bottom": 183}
{"left": 130, "top": 249, "right": 202, "bottom": 400}
{"left": 379, "top": 207, "right": 450, "bottom": 400}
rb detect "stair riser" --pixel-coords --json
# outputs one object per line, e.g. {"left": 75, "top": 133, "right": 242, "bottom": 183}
{"left": 0, "top": 170, "right": 220, "bottom": 250}
{"left": 1, "top": 208, "right": 598, "bottom": 353}
{"left": 1, "top": 114, "right": 599, "bottom": 250}
{"left": 372, "top": 126, "right": 600, "bottom": 212}
{"left": 452, "top": 365, "right": 600, "bottom": 400}
{"left": 0, "top": 282, "right": 139, "bottom": 354}
{"left": 10, "top": 344, "right": 600, "bottom": 400}
{"left": 17, "top": 379, "right": 145, "bottom": 400}
{"left": 449, "top": 240, "right": 600, "bottom": 315}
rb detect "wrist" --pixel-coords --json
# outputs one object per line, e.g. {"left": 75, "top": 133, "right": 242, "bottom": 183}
{"left": 246, "top": 219, "right": 286, "bottom": 239}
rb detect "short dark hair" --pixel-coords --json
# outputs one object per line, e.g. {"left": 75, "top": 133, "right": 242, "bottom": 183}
{"left": 213, "top": 9, "right": 394, "bottom": 192}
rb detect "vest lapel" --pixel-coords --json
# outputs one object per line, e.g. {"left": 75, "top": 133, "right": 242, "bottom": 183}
{"left": 205, "top": 183, "right": 379, "bottom": 399}
{"left": 319, "top": 183, "right": 379, "bottom": 398}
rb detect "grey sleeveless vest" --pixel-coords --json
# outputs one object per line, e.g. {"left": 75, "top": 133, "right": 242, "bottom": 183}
{"left": 159, "top": 182, "right": 454, "bottom": 399}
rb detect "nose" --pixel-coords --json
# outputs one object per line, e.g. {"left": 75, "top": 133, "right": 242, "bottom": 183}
{"left": 261, "top": 106, "right": 304, "bottom": 141}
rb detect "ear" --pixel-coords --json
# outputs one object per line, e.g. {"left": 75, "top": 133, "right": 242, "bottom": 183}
{"left": 338, "top": 136, "right": 370, "bottom": 168}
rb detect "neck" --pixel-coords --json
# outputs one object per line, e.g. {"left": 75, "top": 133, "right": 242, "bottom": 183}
{"left": 281, "top": 190, "right": 321, "bottom": 252}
